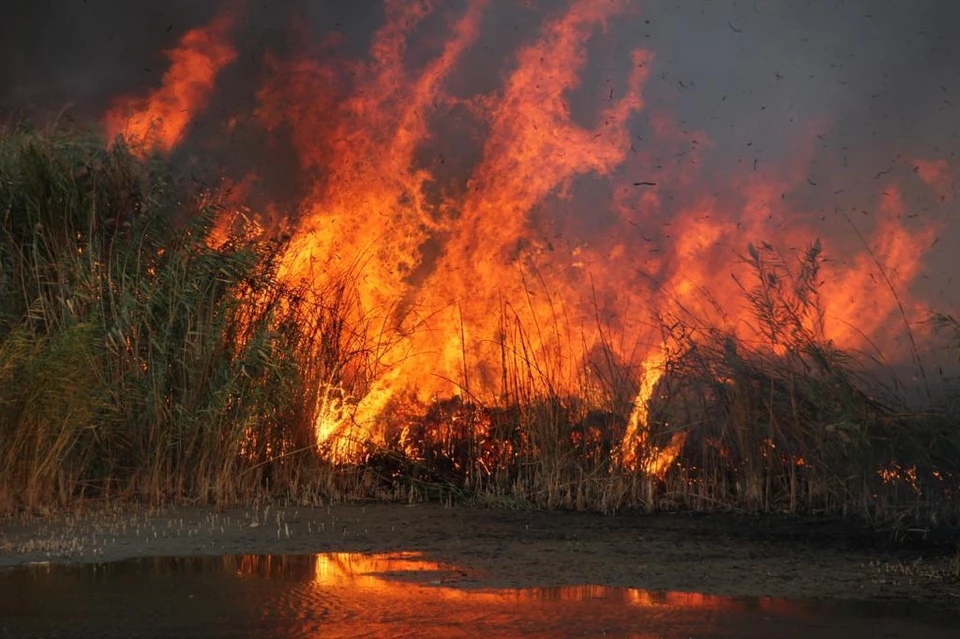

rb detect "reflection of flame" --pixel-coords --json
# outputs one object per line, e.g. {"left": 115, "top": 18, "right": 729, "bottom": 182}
{"left": 229, "top": 551, "right": 806, "bottom": 616}
{"left": 313, "top": 552, "right": 456, "bottom": 587}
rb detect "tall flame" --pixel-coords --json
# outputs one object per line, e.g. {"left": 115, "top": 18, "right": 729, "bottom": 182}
{"left": 98, "top": 0, "right": 949, "bottom": 473}
{"left": 102, "top": 11, "right": 238, "bottom": 155}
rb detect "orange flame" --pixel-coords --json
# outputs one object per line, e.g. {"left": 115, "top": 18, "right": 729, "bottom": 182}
{"left": 261, "top": 0, "right": 937, "bottom": 465}
{"left": 102, "top": 1, "right": 946, "bottom": 475}
{"left": 102, "top": 12, "right": 238, "bottom": 155}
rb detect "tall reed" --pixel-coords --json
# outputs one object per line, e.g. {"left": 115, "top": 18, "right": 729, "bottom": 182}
{"left": 2, "top": 123, "right": 957, "bottom": 528}
{"left": 0, "top": 124, "right": 346, "bottom": 510}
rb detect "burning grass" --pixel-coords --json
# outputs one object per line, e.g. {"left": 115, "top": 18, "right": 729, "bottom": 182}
{"left": 0, "top": 125, "right": 958, "bottom": 530}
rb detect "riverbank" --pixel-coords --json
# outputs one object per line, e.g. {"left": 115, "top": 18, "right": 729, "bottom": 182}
{"left": 1, "top": 503, "right": 957, "bottom": 612}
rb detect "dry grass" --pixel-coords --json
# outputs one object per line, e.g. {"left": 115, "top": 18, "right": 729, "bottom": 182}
{"left": 345, "top": 226, "right": 960, "bottom": 527}
{"left": 1, "top": 123, "right": 958, "bottom": 531}
{"left": 0, "top": 123, "right": 361, "bottom": 512}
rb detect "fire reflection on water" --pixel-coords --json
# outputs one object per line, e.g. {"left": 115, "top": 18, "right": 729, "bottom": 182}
{"left": 228, "top": 551, "right": 802, "bottom": 614}
{"left": 6, "top": 552, "right": 954, "bottom": 638}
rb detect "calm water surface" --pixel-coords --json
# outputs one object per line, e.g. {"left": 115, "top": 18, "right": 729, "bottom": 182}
{"left": 0, "top": 552, "right": 954, "bottom": 638}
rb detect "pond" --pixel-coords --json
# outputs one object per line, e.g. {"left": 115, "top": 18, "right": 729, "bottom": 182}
{"left": 0, "top": 553, "right": 954, "bottom": 638}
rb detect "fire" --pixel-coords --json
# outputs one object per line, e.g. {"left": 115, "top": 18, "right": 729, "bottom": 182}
{"left": 99, "top": 1, "right": 949, "bottom": 479}
{"left": 102, "top": 10, "right": 238, "bottom": 155}
{"left": 620, "top": 348, "right": 681, "bottom": 477}
{"left": 819, "top": 187, "right": 935, "bottom": 348}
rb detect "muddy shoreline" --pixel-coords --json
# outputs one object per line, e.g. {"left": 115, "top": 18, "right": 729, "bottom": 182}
{"left": 2, "top": 503, "right": 958, "bottom": 612}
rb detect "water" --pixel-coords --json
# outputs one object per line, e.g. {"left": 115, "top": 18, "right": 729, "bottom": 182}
{"left": 0, "top": 553, "right": 954, "bottom": 638}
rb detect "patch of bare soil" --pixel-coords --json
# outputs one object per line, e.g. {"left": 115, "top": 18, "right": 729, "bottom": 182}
{"left": 1, "top": 503, "right": 958, "bottom": 611}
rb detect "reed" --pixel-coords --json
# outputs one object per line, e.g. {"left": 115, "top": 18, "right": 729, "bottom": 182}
{"left": 361, "top": 241, "right": 960, "bottom": 526}
{"left": 0, "top": 123, "right": 347, "bottom": 511}
{"left": 2, "top": 123, "right": 957, "bottom": 530}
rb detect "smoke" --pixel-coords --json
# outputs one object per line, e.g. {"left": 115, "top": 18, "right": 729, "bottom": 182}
{"left": 0, "top": 1, "right": 216, "bottom": 118}
{"left": 4, "top": 1, "right": 957, "bottom": 144}
{"left": 4, "top": 1, "right": 956, "bottom": 164}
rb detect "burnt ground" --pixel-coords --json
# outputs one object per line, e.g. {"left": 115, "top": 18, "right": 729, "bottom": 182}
{"left": 1, "top": 503, "right": 958, "bottom": 613}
